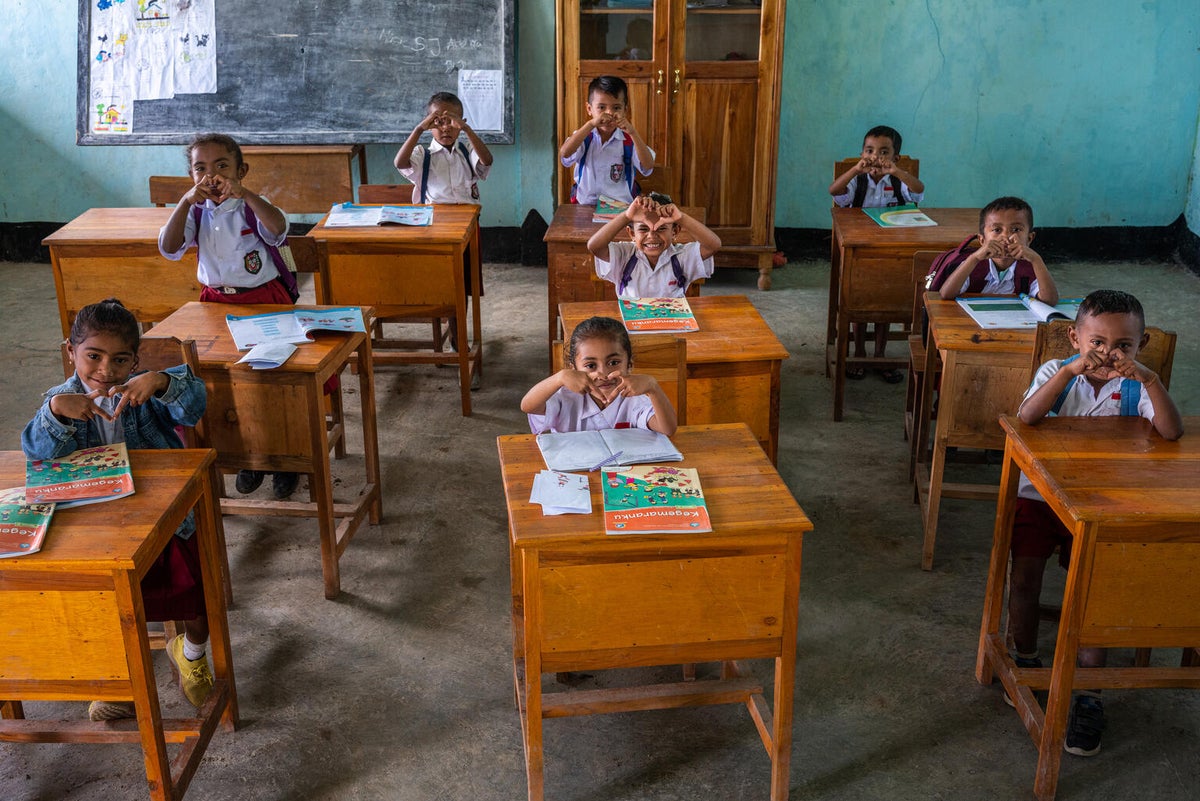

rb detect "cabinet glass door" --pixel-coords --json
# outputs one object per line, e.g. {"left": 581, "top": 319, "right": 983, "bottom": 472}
{"left": 684, "top": 0, "right": 761, "bottom": 62}
{"left": 579, "top": 1, "right": 656, "bottom": 61}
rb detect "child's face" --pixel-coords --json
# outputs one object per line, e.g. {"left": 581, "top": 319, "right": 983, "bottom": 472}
{"left": 189, "top": 142, "right": 246, "bottom": 185}
{"left": 979, "top": 208, "right": 1034, "bottom": 267}
{"left": 629, "top": 216, "right": 677, "bottom": 260}
{"left": 68, "top": 331, "right": 137, "bottom": 394}
{"left": 1069, "top": 311, "right": 1149, "bottom": 384}
{"left": 860, "top": 135, "right": 896, "bottom": 178}
{"left": 427, "top": 101, "right": 463, "bottom": 148}
{"left": 573, "top": 336, "right": 631, "bottom": 398}
{"left": 586, "top": 90, "right": 627, "bottom": 137}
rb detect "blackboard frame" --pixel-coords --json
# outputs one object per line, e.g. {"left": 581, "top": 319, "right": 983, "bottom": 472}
{"left": 76, "top": 0, "right": 515, "bottom": 146}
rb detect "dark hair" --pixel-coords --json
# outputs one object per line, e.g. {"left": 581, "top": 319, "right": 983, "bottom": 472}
{"left": 428, "top": 91, "right": 463, "bottom": 114}
{"left": 864, "top": 125, "right": 902, "bottom": 154}
{"left": 185, "top": 132, "right": 244, "bottom": 170}
{"left": 588, "top": 75, "right": 629, "bottom": 104}
{"left": 70, "top": 298, "right": 140, "bottom": 351}
{"left": 1077, "top": 289, "right": 1145, "bottom": 331}
{"left": 564, "top": 316, "right": 632, "bottom": 367}
{"left": 979, "top": 196, "right": 1035, "bottom": 231}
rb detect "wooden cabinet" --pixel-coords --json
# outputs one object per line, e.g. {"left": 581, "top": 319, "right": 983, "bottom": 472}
{"left": 555, "top": 0, "right": 787, "bottom": 289}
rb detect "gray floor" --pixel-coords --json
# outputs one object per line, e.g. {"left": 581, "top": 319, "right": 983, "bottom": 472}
{"left": 2, "top": 256, "right": 1198, "bottom": 801}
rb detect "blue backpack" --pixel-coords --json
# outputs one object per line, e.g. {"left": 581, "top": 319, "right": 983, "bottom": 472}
{"left": 1050, "top": 354, "right": 1141, "bottom": 416}
{"left": 618, "top": 252, "right": 685, "bottom": 296}
{"left": 420, "top": 142, "right": 477, "bottom": 203}
{"left": 570, "top": 131, "right": 638, "bottom": 203}
{"left": 191, "top": 203, "right": 298, "bottom": 302}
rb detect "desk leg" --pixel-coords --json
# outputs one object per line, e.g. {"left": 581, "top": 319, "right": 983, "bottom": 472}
{"left": 1, "top": 701, "right": 24, "bottom": 719}
{"left": 910, "top": 329, "right": 939, "bottom": 483}
{"left": 356, "top": 339, "right": 383, "bottom": 524}
{"left": 825, "top": 238, "right": 841, "bottom": 374}
{"left": 521, "top": 549, "right": 545, "bottom": 801}
{"left": 976, "top": 442, "right": 1020, "bottom": 685}
{"left": 833, "top": 304, "right": 850, "bottom": 422}
{"left": 308, "top": 382, "right": 342, "bottom": 599}
{"left": 768, "top": 536, "right": 801, "bottom": 800}
{"left": 198, "top": 463, "right": 239, "bottom": 729}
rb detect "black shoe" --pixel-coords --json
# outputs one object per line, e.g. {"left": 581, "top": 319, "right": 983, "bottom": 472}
{"left": 272, "top": 472, "right": 300, "bottom": 500}
{"left": 1064, "top": 694, "right": 1105, "bottom": 757}
{"left": 235, "top": 470, "right": 265, "bottom": 494}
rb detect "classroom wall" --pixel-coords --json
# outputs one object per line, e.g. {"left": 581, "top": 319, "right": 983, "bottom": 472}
{"left": 1188, "top": 114, "right": 1200, "bottom": 235}
{"left": 1, "top": 1, "right": 1198, "bottom": 238}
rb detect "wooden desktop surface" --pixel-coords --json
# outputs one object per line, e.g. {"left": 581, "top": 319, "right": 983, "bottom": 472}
{"left": 308, "top": 203, "right": 479, "bottom": 246}
{"left": 558, "top": 295, "right": 788, "bottom": 462}
{"left": 498, "top": 423, "right": 809, "bottom": 801}
{"left": 976, "top": 415, "right": 1200, "bottom": 801}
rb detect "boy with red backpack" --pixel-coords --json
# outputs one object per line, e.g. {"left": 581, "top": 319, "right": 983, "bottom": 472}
{"left": 929, "top": 196, "right": 1059, "bottom": 304}
{"left": 561, "top": 75, "right": 654, "bottom": 205}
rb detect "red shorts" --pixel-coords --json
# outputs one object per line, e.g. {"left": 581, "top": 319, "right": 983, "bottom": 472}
{"left": 141, "top": 533, "right": 206, "bottom": 622}
{"left": 1011, "top": 497, "right": 1073, "bottom": 569}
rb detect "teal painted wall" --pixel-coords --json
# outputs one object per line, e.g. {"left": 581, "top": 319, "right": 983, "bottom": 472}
{"left": 0, "top": 1, "right": 1197, "bottom": 234}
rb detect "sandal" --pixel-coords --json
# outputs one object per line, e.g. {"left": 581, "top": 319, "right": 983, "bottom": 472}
{"left": 844, "top": 365, "right": 866, "bottom": 380}
{"left": 879, "top": 368, "right": 904, "bottom": 384}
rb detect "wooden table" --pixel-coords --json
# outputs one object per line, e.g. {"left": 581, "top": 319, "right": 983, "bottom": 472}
{"left": 543, "top": 204, "right": 704, "bottom": 359}
{"left": 0, "top": 449, "right": 237, "bottom": 801}
{"left": 306, "top": 204, "right": 482, "bottom": 416}
{"left": 497, "top": 424, "right": 810, "bottom": 801}
{"left": 559, "top": 295, "right": 788, "bottom": 463}
{"left": 915, "top": 296, "right": 1035, "bottom": 570}
{"left": 43, "top": 207, "right": 202, "bottom": 338}
{"left": 975, "top": 416, "right": 1200, "bottom": 801}
{"left": 151, "top": 303, "right": 382, "bottom": 599}
{"left": 827, "top": 207, "right": 979, "bottom": 421}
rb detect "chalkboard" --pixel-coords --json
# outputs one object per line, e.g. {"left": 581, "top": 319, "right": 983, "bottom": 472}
{"left": 77, "top": 0, "right": 514, "bottom": 146}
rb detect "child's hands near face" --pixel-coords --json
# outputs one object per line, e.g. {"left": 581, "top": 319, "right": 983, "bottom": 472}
{"left": 419, "top": 109, "right": 440, "bottom": 131}
{"left": 109, "top": 371, "right": 168, "bottom": 418}
{"left": 626, "top": 195, "right": 655, "bottom": 223}
{"left": 49, "top": 391, "right": 116, "bottom": 423}
{"left": 1005, "top": 235, "right": 1038, "bottom": 263}
{"left": 186, "top": 176, "right": 221, "bottom": 206}
{"left": 207, "top": 174, "right": 245, "bottom": 203}
{"left": 656, "top": 203, "right": 682, "bottom": 225}
{"left": 604, "top": 372, "right": 657, "bottom": 401}
{"left": 1107, "top": 351, "right": 1157, "bottom": 384}
{"left": 558, "top": 368, "right": 598, "bottom": 397}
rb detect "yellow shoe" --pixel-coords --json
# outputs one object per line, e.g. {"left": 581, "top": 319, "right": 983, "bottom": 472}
{"left": 88, "top": 700, "right": 136, "bottom": 721}
{"left": 167, "top": 634, "right": 214, "bottom": 709}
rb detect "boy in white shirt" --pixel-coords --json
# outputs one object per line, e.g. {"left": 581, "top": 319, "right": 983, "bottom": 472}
{"left": 393, "top": 92, "right": 493, "bottom": 204}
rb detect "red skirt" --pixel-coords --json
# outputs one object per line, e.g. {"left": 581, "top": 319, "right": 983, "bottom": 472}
{"left": 141, "top": 534, "right": 206, "bottom": 622}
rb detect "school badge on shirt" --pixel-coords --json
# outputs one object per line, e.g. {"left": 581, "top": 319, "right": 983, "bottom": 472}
{"left": 610, "top": 163, "right": 625, "bottom": 183}
{"left": 244, "top": 250, "right": 263, "bottom": 274}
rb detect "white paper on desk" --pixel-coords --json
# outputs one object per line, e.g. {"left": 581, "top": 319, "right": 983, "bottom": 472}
{"left": 236, "top": 342, "right": 297, "bottom": 369}
{"left": 458, "top": 69, "right": 504, "bottom": 132}
{"left": 530, "top": 470, "right": 591, "bottom": 515}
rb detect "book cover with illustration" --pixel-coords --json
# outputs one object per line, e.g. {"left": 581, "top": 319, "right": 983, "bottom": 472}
{"left": 25, "top": 443, "right": 135, "bottom": 508}
{"left": 618, "top": 297, "right": 699, "bottom": 333}
{"left": 861, "top": 204, "right": 937, "bottom": 228}
{"left": 601, "top": 465, "right": 711, "bottom": 535}
{"left": 0, "top": 488, "right": 55, "bottom": 558}
{"left": 592, "top": 194, "right": 630, "bottom": 223}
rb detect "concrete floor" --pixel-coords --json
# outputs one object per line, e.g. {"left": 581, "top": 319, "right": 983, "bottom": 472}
{"left": 1, "top": 256, "right": 1198, "bottom": 801}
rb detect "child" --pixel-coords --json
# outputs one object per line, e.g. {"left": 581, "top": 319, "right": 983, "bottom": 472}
{"left": 560, "top": 75, "right": 654, "bottom": 205}
{"left": 1007, "top": 289, "right": 1183, "bottom": 757}
{"left": 157, "top": 132, "right": 300, "bottom": 500}
{"left": 587, "top": 193, "right": 720, "bottom": 299}
{"left": 829, "top": 125, "right": 925, "bottom": 382}
{"left": 21, "top": 299, "right": 215, "bottom": 721}
{"left": 393, "top": 91, "right": 493, "bottom": 204}
{"left": 933, "top": 196, "right": 1059, "bottom": 304}
{"left": 522, "top": 316, "right": 677, "bottom": 436}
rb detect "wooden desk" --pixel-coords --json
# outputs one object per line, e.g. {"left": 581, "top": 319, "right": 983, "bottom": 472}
{"left": 559, "top": 295, "right": 788, "bottom": 463}
{"left": 306, "top": 204, "right": 482, "bottom": 416}
{"left": 827, "top": 207, "right": 978, "bottom": 421}
{"left": 497, "top": 424, "right": 810, "bottom": 801}
{"left": 975, "top": 416, "right": 1200, "bottom": 801}
{"left": 241, "top": 145, "right": 365, "bottom": 214}
{"left": 916, "top": 296, "right": 1035, "bottom": 570}
{"left": 0, "top": 449, "right": 237, "bottom": 801}
{"left": 150, "top": 303, "right": 382, "bottom": 599}
{"left": 43, "top": 207, "right": 202, "bottom": 338}
{"left": 543, "top": 204, "right": 704, "bottom": 359}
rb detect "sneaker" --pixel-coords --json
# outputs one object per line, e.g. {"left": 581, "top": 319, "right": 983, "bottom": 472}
{"left": 88, "top": 700, "right": 135, "bottom": 721}
{"left": 1004, "top": 655, "right": 1044, "bottom": 708}
{"left": 167, "top": 634, "right": 214, "bottom": 709}
{"left": 272, "top": 471, "right": 300, "bottom": 500}
{"left": 1064, "top": 694, "right": 1105, "bottom": 757}
{"left": 235, "top": 469, "right": 265, "bottom": 494}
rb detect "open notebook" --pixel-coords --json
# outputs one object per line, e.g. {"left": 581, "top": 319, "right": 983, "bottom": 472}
{"left": 535, "top": 428, "right": 682, "bottom": 473}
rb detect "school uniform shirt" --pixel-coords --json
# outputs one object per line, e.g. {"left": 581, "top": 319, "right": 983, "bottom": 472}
{"left": 595, "top": 240, "right": 712, "bottom": 300}
{"left": 561, "top": 128, "right": 654, "bottom": 205}
{"left": 832, "top": 174, "right": 924, "bottom": 208}
{"left": 955, "top": 259, "right": 1040, "bottom": 298}
{"left": 158, "top": 197, "right": 288, "bottom": 289}
{"left": 398, "top": 140, "right": 490, "bottom": 204}
{"left": 1015, "top": 359, "right": 1155, "bottom": 502}
{"left": 528, "top": 387, "right": 657, "bottom": 434}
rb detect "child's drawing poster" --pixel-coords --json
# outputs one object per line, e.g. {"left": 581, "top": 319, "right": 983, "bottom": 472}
{"left": 173, "top": 0, "right": 217, "bottom": 94}
{"left": 129, "top": 23, "right": 175, "bottom": 100}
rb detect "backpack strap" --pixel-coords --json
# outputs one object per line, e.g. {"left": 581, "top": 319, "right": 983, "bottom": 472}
{"left": 1050, "top": 354, "right": 1142, "bottom": 417}
{"left": 621, "top": 132, "right": 638, "bottom": 197}
{"left": 194, "top": 203, "right": 298, "bottom": 301}
{"left": 617, "top": 252, "right": 687, "bottom": 296}
{"left": 850, "top": 174, "right": 868, "bottom": 208}
{"left": 420, "top": 147, "right": 430, "bottom": 204}
{"left": 926, "top": 235, "right": 981, "bottom": 291}
{"left": 569, "top": 134, "right": 594, "bottom": 204}
{"left": 1013, "top": 259, "right": 1036, "bottom": 295}
{"left": 420, "top": 143, "right": 476, "bottom": 204}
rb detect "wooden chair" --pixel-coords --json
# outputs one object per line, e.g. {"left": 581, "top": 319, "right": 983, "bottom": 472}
{"left": 550, "top": 333, "right": 687, "bottom": 425}
{"left": 149, "top": 175, "right": 195, "bottom": 207}
{"left": 905, "top": 250, "right": 941, "bottom": 480}
{"left": 355, "top": 183, "right": 454, "bottom": 354}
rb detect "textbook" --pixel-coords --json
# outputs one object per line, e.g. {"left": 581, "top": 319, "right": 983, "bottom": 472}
{"left": 536, "top": 428, "right": 683, "bottom": 473}
{"left": 957, "top": 295, "right": 1084, "bottom": 329}
{"left": 0, "top": 488, "right": 55, "bottom": 559}
{"left": 601, "top": 465, "right": 711, "bottom": 535}
{"left": 862, "top": 204, "right": 937, "bottom": 228}
{"left": 618, "top": 297, "right": 699, "bottom": 333}
{"left": 592, "top": 194, "right": 630, "bottom": 223}
{"left": 25, "top": 443, "right": 134, "bottom": 508}
{"left": 225, "top": 306, "right": 366, "bottom": 350}
{"left": 324, "top": 203, "right": 434, "bottom": 228}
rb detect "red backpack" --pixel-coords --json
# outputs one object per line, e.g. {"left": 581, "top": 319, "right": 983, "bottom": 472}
{"left": 925, "top": 235, "right": 1036, "bottom": 294}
